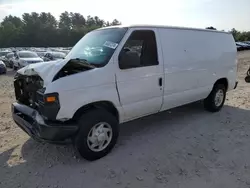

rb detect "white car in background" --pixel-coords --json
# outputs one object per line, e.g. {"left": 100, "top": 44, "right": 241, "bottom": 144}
{"left": 13, "top": 51, "right": 43, "bottom": 70}
{"left": 0, "top": 60, "right": 7, "bottom": 74}
{"left": 43, "top": 52, "right": 66, "bottom": 62}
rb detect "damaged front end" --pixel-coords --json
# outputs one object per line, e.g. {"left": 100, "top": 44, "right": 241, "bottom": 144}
{"left": 11, "top": 58, "right": 95, "bottom": 143}
{"left": 12, "top": 73, "right": 78, "bottom": 143}
{"left": 14, "top": 73, "right": 44, "bottom": 108}
{"left": 13, "top": 73, "right": 61, "bottom": 121}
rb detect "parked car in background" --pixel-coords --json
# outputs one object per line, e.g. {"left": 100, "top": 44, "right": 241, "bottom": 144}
{"left": 236, "top": 42, "right": 250, "bottom": 50}
{"left": 4, "top": 52, "right": 15, "bottom": 68}
{"left": 60, "top": 49, "right": 70, "bottom": 55}
{"left": 241, "top": 42, "right": 250, "bottom": 47}
{"left": 36, "top": 51, "right": 47, "bottom": 58}
{"left": 13, "top": 51, "right": 43, "bottom": 70}
{"left": 0, "top": 60, "right": 7, "bottom": 74}
{"left": 0, "top": 51, "right": 11, "bottom": 58}
{"left": 236, "top": 44, "right": 245, "bottom": 51}
{"left": 43, "top": 52, "right": 66, "bottom": 61}
{"left": 0, "top": 50, "right": 11, "bottom": 63}
{"left": 244, "top": 41, "right": 250, "bottom": 45}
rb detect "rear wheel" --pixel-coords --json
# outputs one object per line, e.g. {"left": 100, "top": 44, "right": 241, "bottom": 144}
{"left": 204, "top": 83, "right": 226, "bottom": 112}
{"left": 74, "top": 109, "right": 119, "bottom": 161}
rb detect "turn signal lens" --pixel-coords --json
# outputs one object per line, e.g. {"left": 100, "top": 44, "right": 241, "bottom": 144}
{"left": 46, "top": 96, "right": 56, "bottom": 102}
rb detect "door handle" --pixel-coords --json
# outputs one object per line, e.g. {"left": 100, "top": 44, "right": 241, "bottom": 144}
{"left": 159, "top": 78, "right": 162, "bottom": 87}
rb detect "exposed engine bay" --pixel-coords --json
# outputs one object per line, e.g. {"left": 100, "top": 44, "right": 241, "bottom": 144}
{"left": 14, "top": 59, "right": 95, "bottom": 110}
{"left": 53, "top": 59, "right": 95, "bottom": 81}
{"left": 14, "top": 73, "right": 44, "bottom": 108}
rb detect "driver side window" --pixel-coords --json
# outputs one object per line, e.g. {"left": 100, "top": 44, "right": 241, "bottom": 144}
{"left": 119, "top": 30, "right": 158, "bottom": 69}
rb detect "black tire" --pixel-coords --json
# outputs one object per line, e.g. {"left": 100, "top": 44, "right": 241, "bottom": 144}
{"left": 74, "top": 109, "right": 119, "bottom": 161}
{"left": 13, "top": 66, "right": 17, "bottom": 70}
{"left": 247, "top": 68, "right": 250, "bottom": 76}
{"left": 204, "top": 83, "right": 226, "bottom": 112}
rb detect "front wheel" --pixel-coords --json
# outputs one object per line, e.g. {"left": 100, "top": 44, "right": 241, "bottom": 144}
{"left": 204, "top": 84, "right": 226, "bottom": 112}
{"left": 74, "top": 109, "right": 119, "bottom": 161}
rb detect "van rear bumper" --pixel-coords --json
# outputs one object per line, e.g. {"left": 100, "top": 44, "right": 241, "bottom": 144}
{"left": 12, "top": 102, "right": 78, "bottom": 143}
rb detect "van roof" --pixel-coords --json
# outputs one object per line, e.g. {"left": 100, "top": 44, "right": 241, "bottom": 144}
{"left": 98, "top": 24, "right": 230, "bottom": 34}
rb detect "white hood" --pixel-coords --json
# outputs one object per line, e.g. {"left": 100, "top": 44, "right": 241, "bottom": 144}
{"left": 17, "top": 59, "right": 67, "bottom": 87}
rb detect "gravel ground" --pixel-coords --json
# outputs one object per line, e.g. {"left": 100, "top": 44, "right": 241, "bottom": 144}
{"left": 1, "top": 51, "right": 250, "bottom": 188}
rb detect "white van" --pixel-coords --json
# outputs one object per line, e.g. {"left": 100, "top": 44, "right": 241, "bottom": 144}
{"left": 12, "top": 25, "right": 238, "bottom": 160}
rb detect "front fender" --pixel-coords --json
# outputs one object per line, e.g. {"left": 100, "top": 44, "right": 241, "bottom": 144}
{"left": 55, "top": 83, "right": 122, "bottom": 121}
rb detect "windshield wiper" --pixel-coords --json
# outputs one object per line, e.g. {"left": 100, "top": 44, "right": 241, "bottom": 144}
{"left": 70, "top": 58, "right": 96, "bottom": 69}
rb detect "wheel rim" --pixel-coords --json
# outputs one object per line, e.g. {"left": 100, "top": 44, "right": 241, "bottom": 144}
{"left": 87, "top": 122, "right": 113, "bottom": 152}
{"left": 214, "top": 89, "right": 224, "bottom": 107}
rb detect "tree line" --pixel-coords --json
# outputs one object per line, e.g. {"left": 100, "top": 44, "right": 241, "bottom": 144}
{"left": 0, "top": 12, "right": 121, "bottom": 48}
{"left": 0, "top": 12, "right": 249, "bottom": 48}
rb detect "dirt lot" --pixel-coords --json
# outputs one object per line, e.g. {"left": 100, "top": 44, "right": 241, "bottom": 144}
{"left": 1, "top": 51, "right": 250, "bottom": 188}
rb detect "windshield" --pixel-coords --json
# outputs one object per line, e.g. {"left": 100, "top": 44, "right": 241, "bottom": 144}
{"left": 66, "top": 28, "right": 127, "bottom": 67}
{"left": 18, "top": 51, "right": 38, "bottom": 58}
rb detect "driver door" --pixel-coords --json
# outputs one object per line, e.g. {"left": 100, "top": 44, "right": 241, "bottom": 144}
{"left": 114, "top": 28, "right": 164, "bottom": 121}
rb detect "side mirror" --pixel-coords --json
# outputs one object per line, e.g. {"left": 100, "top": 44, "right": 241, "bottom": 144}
{"left": 245, "top": 76, "right": 250, "bottom": 83}
{"left": 118, "top": 53, "right": 129, "bottom": 69}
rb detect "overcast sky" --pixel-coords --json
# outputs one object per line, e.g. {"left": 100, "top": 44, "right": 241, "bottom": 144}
{"left": 0, "top": 0, "right": 249, "bottom": 31}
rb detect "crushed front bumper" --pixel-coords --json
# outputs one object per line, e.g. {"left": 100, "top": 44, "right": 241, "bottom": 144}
{"left": 12, "top": 102, "right": 78, "bottom": 143}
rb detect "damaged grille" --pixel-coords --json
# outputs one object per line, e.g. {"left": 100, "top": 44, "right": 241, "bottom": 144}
{"left": 14, "top": 74, "right": 60, "bottom": 121}
{"left": 14, "top": 74, "right": 45, "bottom": 109}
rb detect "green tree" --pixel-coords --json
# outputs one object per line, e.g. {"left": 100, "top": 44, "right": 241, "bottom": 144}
{"left": 206, "top": 26, "right": 217, "bottom": 30}
{"left": 59, "top": 11, "right": 72, "bottom": 30}
{"left": 38, "top": 12, "right": 58, "bottom": 47}
{"left": 230, "top": 28, "right": 241, "bottom": 41}
{"left": 1, "top": 15, "right": 23, "bottom": 28}
{"left": 0, "top": 12, "right": 121, "bottom": 47}
{"left": 111, "top": 19, "right": 121, "bottom": 26}
{"left": 70, "top": 12, "right": 86, "bottom": 29}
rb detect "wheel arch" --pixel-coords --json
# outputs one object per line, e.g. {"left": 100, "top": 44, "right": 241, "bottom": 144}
{"left": 214, "top": 78, "right": 228, "bottom": 91}
{"left": 72, "top": 101, "right": 120, "bottom": 122}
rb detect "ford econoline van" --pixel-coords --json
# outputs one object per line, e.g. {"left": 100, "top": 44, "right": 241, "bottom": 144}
{"left": 12, "top": 25, "right": 238, "bottom": 160}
